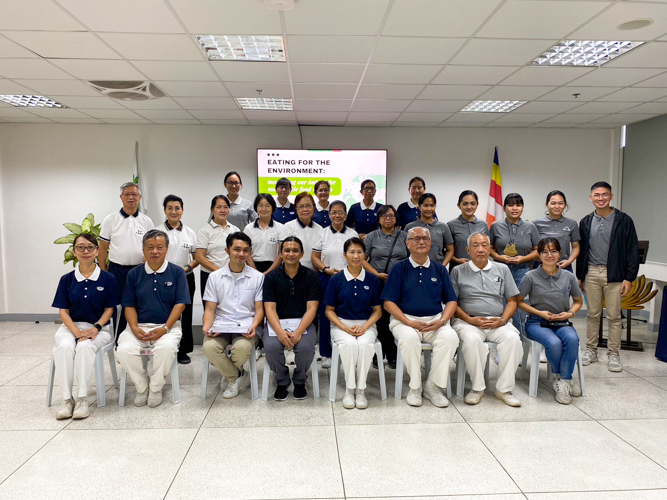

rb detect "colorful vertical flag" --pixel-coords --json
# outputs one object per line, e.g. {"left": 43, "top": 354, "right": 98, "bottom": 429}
{"left": 486, "top": 147, "right": 503, "bottom": 226}
{"left": 133, "top": 141, "right": 148, "bottom": 214}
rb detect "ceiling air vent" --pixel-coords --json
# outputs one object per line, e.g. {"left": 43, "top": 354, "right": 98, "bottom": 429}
{"left": 87, "top": 81, "right": 165, "bottom": 101}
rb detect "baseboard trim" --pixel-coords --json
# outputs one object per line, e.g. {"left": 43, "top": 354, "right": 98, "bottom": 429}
{"left": 2, "top": 314, "right": 59, "bottom": 322}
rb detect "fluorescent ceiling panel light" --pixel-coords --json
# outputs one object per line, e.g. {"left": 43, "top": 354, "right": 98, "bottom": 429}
{"left": 532, "top": 40, "right": 643, "bottom": 67}
{"left": 196, "top": 35, "right": 285, "bottom": 62}
{"left": 0, "top": 95, "right": 67, "bottom": 108}
{"left": 461, "top": 101, "right": 526, "bottom": 113}
{"left": 236, "top": 97, "right": 293, "bottom": 110}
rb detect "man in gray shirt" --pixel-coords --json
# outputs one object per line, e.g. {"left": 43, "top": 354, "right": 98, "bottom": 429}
{"left": 450, "top": 232, "right": 524, "bottom": 407}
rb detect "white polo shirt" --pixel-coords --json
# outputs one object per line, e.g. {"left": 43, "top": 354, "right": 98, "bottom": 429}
{"left": 156, "top": 221, "right": 197, "bottom": 273}
{"left": 313, "top": 225, "right": 359, "bottom": 271}
{"left": 99, "top": 209, "right": 155, "bottom": 265}
{"left": 243, "top": 219, "right": 283, "bottom": 262}
{"left": 279, "top": 218, "right": 323, "bottom": 270}
{"left": 196, "top": 220, "right": 239, "bottom": 274}
{"left": 202, "top": 264, "right": 264, "bottom": 332}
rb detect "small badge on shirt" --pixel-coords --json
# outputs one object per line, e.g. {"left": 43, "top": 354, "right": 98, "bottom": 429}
{"left": 364, "top": 285, "right": 370, "bottom": 290}
{"left": 136, "top": 229, "right": 145, "bottom": 236}
{"left": 494, "top": 277, "right": 502, "bottom": 282}
{"left": 166, "top": 281, "right": 173, "bottom": 287}
{"left": 97, "top": 286, "right": 104, "bottom": 291}
{"left": 431, "top": 277, "right": 438, "bottom": 282}
{"left": 181, "top": 243, "right": 191, "bottom": 249}
{"left": 564, "top": 226, "right": 570, "bottom": 232}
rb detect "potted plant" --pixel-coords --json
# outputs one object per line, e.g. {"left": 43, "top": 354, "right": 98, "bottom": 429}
{"left": 54, "top": 213, "right": 101, "bottom": 266}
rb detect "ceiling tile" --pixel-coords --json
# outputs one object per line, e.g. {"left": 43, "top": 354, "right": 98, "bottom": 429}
{"left": 50, "top": 59, "right": 145, "bottom": 80}
{"left": 224, "top": 82, "right": 291, "bottom": 98}
{"left": 0, "top": 80, "right": 35, "bottom": 94}
{"left": 119, "top": 98, "right": 183, "bottom": 110}
{"left": 477, "top": 1, "right": 609, "bottom": 39}
{"left": 99, "top": 34, "right": 203, "bottom": 61}
{"left": 444, "top": 113, "right": 499, "bottom": 123}
{"left": 604, "top": 42, "right": 667, "bottom": 69}
{"left": 493, "top": 113, "right": 555, "bottom": 123}
{"left": 450, "top": 39, "right": 557, "bottom": 66}
{"left": 500, "top": 67, "right": 593, "bottom": 86}
{"left": 189, "top": 110, "right": 246, "bottom": 120}
{"left": 286, "top": 36, "right": 375, "bottom": 64}
{"left": 135, "top": 109, "right": 194, "bottom": 120}
{"left": 544, "top": 113, "right": 608, "bottom": 123}
{"left": 291, "top": 64, "right": 364, "bottom": 84}
{"left": 484, "top": 122, "right": 529, "bottom": 128}
{"left": 1, "top": 116, "right": 53, "bottom": 122}
{"left": 13, "top": 79, "right": 99, "bottom": 96}
{"left": 405, "top": 100, "right": 470, "bottom": 113}
{"left": 48, "top": 96, "right": 125, "bottom": 109}
{"left": 292, "top": 83, "right": 357, "bottom": 99}
{"left": 83, "top": 109, "right": 145, "bottom": 119}
{"left": 417, "top": 85, "right": 491, "bottom": 100}
{"left": 372, "top": 37, "right": 466, "bottom": 65}
{"left": 102, "top": 118, "right": 151, "bottom": 124}
{"left": 537, "top": 86, "right": 621, "bottom": 101}
{"left": 295, "top": 99, "right": 352, "bottom": 112}
{"left": 566, "top": 101, "right": 639, "bottom": 114}
{"left": 364, "top": 64, "right": 443, "bottom": 84}
{"left": 532, "top": 122, "right": 583, "bottom": 128}
{"left": 284, "top": 0, "right": 390, "bottom": 35}
{"left": 343, "top": 122, "right": 392, "bottom": 127}
{"left": 618, "top": 102, "right": 667, "bottom": 114}
{"left": 58, "top": 0, "right": 184, "bottom": 33}
{"left": 3, "top": 32, "right": 120, "bottom": 59}
{"left": 432, "top": 66, "right": 518, "bottom": 85}
{"left": 152, "top": 119, "right": 201, "bottom": 125}
{"left": 351, "top": 100, "right": 411, "bottom": 112}
{"left": 169, "top": 0, "right": 281, "bottom": 34}
{"left": 296, "top": 111, "right": 347, "bottom": 122}
{"left": 356, "top": 84, "right": 425, "bottom": 99}
{"left": 132, "top": 61, "right": 217, "bottom": 81}
{"left": 576, "top": 123, "right": 620, "bottom": 129}
{"left": 512, "top": 101, "right": 582, "bottom": 114}
{"left": 199, "top": 119, "right": 248, "bottom": 125}
{"left": 438, "top": 122, "right": 485, "bottom": 127}
{"left": 479, "top": 85, "right": 555, "bottom": 100}
{"left": 213, "top": 62, "right": 288, "bottom": 82}
{"left": 596, "top": 87, "right": 667, "bottom": 102}
{"left": 0, "top": 35, "right": 39, "bottom": 58}
{"left": 395, "top": 112, "right": 452, "bottom": 122}
{"left": 52, "top": 118, "right": 103, "bottom": 124}
{"left": 0, "top": 107, "right": 36, "bottom": 117}
{"left": 632, "top": 71, "right": 667, "bottom": 88}
{"left": 0, "top": 59, "right": 73, "bottom": 79}
{"left": 25, "top": 108, "right": 90, "bottom": 118}
{"left": 570, "top": 2, "right": 667, "bottom": 41}
{"left": 347, "top": 112, "right": 400, "bottom": 122}
{"left": 242, "top": 110, "right": 296, "bottom": 121}
{"left": 155, "top": 81, "right": 229, "bottom": 97}
{"left": 249, "top": 121, "right": 298, "bottom": 126}
{"left": 0, "top": 0, "right": 84, "bottom": 30}
{"left": 174, "top": 97, "right": 237, "bottom": 110}
{"left": 384, "top": 0, "right": 501, "bottom": 37}
{"left": 566, "top": 68, "right": 665, "bottom": 87}
{"left": 591, "top": 113, "right": 658, "bottom": 124}
{"left": 392, "top": 122, "right": 440, "bottom": 127}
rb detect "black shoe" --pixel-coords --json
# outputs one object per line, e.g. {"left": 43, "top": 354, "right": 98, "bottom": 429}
{"left": 274, "top": 385, "right": 289, "bottom": 401}
{"left": 293, "top": 384, "right": 307, "bottom": 400}
{"left": 388, "top": 359, "right": 396, "bottom": 370}
{"left": 372, "top": 355, "right": 378, "bottom": 369}
{"left": 177, "top": 353, "right": 191, "bottom": 365}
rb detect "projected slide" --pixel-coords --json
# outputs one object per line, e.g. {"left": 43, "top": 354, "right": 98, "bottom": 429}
{"left": 257, "top": 149, "right": 387, "bottom": 206}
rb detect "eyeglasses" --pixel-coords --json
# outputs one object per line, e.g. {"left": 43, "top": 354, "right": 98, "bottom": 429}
{"left": 362, "top": 187, "right": 376, "bottom": 192}
{"left": 329, "top": 211, "right": 346, "bottom": 216}
{"left": 276, "top": 185, "right": 290, "bottom": 191}
{"left": 380, "top": 214, "right": 396, "bottom": 220}
{"left": 226, "top": 181, "right": 241, "bottom": 187}
{"left": 540, "top": 250, "right": 560, "bottom": 256}
{"left": 74, "top": 245, "right": 97, "bottom": 253}
{"left": 591, "top": 193, "right": 611, "bottom": 199}
{"left": 408, "top": 237, "right": 430, "bottom": 243}
{"left": 296, "top": 204, "right": 313, "bottom": 210}
{"left": 122, "top": 194, "right": 140, "bottom": 199}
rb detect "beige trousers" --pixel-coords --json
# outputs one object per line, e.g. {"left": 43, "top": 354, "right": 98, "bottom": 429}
{"left": 585, "top": 265, "right": 623, "bottom": 354}
{"left": 202, "top": 334, "right": 258, "bottom": 383}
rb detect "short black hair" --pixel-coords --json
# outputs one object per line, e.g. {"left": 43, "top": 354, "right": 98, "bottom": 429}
{"left": 409, "top": 176, "right": 425, "bottom": 188}
{"left": 226, "top": 231, "right": 252, "bottom": 249}
{"left": 276, "top": 177, "right": 292, "bottom": 189}
{"left": 591, "top": 181, "right": 612, "bottom": 192}
{"left": 329, "top": 200, "right": 347, "bottom": 213}
{"left": 418, "top": 192, "right": 437, "bottom": 206}
{"left": 458, "top": 190, "right": 479, "bottom": 204}
{"left": 344, "top": 237, "right": 366, "bottom": 254}
{"left": 210, "top": 194, "right": 231, "bottom": 211}
{"left": 142, "top": 229, "right": 169, "bottom": 248}
{"left": 224, "top": 171, "right": 242, "bottom": 185}
{"left": 537, "top": 237, "right": 561, "bottom": 254}
{"left": 546, "top": 190, "right": 568, "bottom": 208}
{"left": 74, "top": 233, "right": 98, "bottom": 248}
{"left": 163, "top": 194, "right": 183, "bottom": 210}
{"left": 314, "top": 180, "right": 330, "bottom": 192}
{"left": 280, "top": 236, "right": 304, "bottom": 253}
{"left": 254, "top": 193, "right": 276, "bottom": 214}
{"left": 360, "top": 179, "right": 376, "bottom": 191}
{"left": 503, "top": 193, "right": 524, "bottom": 207}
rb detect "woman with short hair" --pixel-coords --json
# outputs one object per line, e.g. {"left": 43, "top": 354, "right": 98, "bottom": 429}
{"left": 279, "top": 192, "right": 323, "bottom": 271}
{"left": 405, "top": 193, "right": 455, "bottom": 267}
{"left": 312, "top": 180, "right": 332, "bottom": 228}
{"left": 224, "top": 171, "right": 257, "bottom": 229}
{"left": 397, "top": 176, "right": 431, "bottom": 229}
{"left": 447, "top": 190, "right": 489, "bottom": 270}
{"left": 532, "top": 190, "right": 581, "bottom": 272}
{"left": 244, "top": 193, "right": 283, "bottom": 275}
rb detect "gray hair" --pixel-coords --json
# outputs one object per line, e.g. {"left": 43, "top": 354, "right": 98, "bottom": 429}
{"left": 467, "top": 231, "right": 490, "bottom": 248}
{"left": 120, "top": 182, "right": 141, "bottom": 195}
{"left": 142, "top": 229, "right": 169, "bottom": 248}
{"left": 407, "top": 226, "right": 431, "bottom": 239}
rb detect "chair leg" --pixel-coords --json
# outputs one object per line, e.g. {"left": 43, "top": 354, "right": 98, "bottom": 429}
{"left": 261, "top": 362, "right": 271, "bottom": 402}
{"left": 310, "top": 355, "right": 320, "bottom": 400}
{"left": 484, "top": 351, "right": 491, "bottom": 389}
{"left": 446, "top": 371, "right": 452, "bottom": 399}
{"left": 375, "top": 341, "right": 387, "bottom": 401}
{"left": 108, "top": 348, "right": 118, "bottom": 389}
{"left": 529, "top": 340, "right": 541, "bottom": 397}
{"left": 577, "top": 349, "right": 587, "bottom": 397}
{"left": 249, "top": 349, "right": 259, "bottom": 400}
{"left": 394, "top": 344, "right": 404, "bottom": 399}
{"left": 46, "top": 356, "right": 56, "bottom": 407}
{"left": 94, "top": 350, "right": 106, "bottom": 408}
{"left": 456, "top": 351, "right": 466, "bottom": 398}
{"left": 201, "top": 359, "right": 209, "bottom": 400}
{"left": 171, "top": 361, "right": 181, "bottom": 404}
{"left": 329, "top": 342, "right": 339, "bottom": 403}
{"left": 520, "top": 340, "right": 530, "bottom": 381}
{"left": 424, "top": 349, "right": 432, "bottom": 379}
{"left": 119, "top": 368, "right": 127, "bottom": 407}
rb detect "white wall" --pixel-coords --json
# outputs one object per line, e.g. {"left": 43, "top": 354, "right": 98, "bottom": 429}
{"left": 0, "top": 123, "right": 616, "bottom": 317}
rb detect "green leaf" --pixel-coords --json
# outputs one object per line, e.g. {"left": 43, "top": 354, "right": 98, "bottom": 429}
{"left": 133, "top": 175, "right": 139, "bottom": 183}
{"left": 91, "top": 227, "right": 101, "bottom": 238}
{"left": 63, "top": 222, "right": 82, "bottom": 234}
{"left": 54, "top": 234, "right": 76, "bottom": 245}
{"left": 81, "top": 218, "right": 92, "bottom": 232}
{"left": 64, "top": 246, "right": 74, "bottom": 261}
{"left": 85, "top": 213, "right": 95, "bottom": 226}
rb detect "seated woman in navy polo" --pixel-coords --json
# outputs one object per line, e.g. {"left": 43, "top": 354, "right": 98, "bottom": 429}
{"left": 324, "top": 237, "right": 382, "bottom": 409}
{"left": 51, "top": 234, "right": 120, "bottom": 420}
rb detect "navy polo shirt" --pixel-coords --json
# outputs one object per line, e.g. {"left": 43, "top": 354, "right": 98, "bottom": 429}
{"left": 52, "top": 265, "right": 120, "bottom": 325}
{"left": 381, "top": 257, "right": 457, "bottom": 317}
{"left": 324, "top": 268, "right": 382, "bottom": 320}
{"left": 273, "top": 201, "right": 297, "bottom": 223}
{"left": 396, "top": 201, "right": 438, "bottom": 229}
{"left": 312, "top": 207, "right": 331, "bottom": 228}
{"left": 122, "top": 261, "right": 190, "bottom": 324}
{"left": 263, "top": 264, "right": 322, "bottom": 319}
{"left": 346, "top": 201, "right": 383, "bottom": 235}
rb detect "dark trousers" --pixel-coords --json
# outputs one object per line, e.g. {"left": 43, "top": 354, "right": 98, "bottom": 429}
{"left": 261, "top": 324, "right": 317, "bottom": 386}
{"left": 200, "top": 270, "right": 210, "bottom": 301}
{"left": 108, "top": 262, "right": 136, "bottom": 339}
{"left": 179, "top": 272, "right": 196, "bottom": 356}
{"left": 376, "top": 308, "right": 396, "bottom": 363}
{"left": 318, "top": 273, "right": 332, "bottom": 357}
{"left": 255, "top": 261, "right": 273, "bottom": 273}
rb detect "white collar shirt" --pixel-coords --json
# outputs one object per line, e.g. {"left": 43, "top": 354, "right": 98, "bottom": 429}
{"left": 244, "top": 219, "right": 283, "bottom": 262}
{"left": 99, "top": 209, "right": 155, "bottom": 265}
{"left": 74, "top": 263, "right": 101, "bottom": 282}
{"left": 313, "top": 225, "right": 359, "bottom": 270}
{"left": 343, "top": 266, "right": 366, "bottom": 282}
{"left": 409, "top": 255, "right": 431, "bottom": 268}
{"left": 279, "top": 218, "right": 323, "bottom": 270}
{"left": 196, "top": 220, "right": 239, "bottom": 273}
{"left": 157, "top": 221, "right": 197, "bottom": 272}
{"left": 144, "top": 260, "right": 169, "bottom": 275}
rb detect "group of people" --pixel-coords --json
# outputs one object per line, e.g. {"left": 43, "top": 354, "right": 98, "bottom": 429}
{"left": 51, "top": 175, "right": 638, "bottom": 419}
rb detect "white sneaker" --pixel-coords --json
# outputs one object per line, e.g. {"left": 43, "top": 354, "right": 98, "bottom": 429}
{"left": 134, "top": 389, "right": 149, "bottom": 407}
{"left": 223, "top": 370, "right": 248, "bottom": 399}
{"left": 72, "top": 398, "right": 89, "bottom": 419}
{"left": 608, "top": 352, "right": 623, "bottom": 372}
{"left": 406, "top": 387, "right": 422, "bottom": 407}
{"left": 321, "top": 357, "right": 331, "bottom": 369}
{"left": 582, "top": 348, "right": 598, "bottom": 366}
{"left": 56, "top": 398, "right": 74, "bottom": 420}
{"left": 494, "top": 390, "right": 522, "bottom": 407}
{"left": 422, "top": 379, "right": 448, "bottom": 408}
{"left": 464, "top": 390, "right": 485, "bottom": 405}
{"left": 540, "top": 348, "right": 547, "bottom": 363}
{"left": 568, "top": 379, "right": 582, "bottom": 397}
{"left": 342, "top": 392, "right": 355, "bottom": 409}
{"left": 355, "top": 392, "right": 368, "bottom": 409}
{"left": 147, "top": 390, "right": 163, "bottom": 408}
{"left": 554, "top": 377, "right": 572, "bottom": 405}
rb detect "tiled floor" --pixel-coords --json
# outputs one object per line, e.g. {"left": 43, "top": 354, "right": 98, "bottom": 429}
{"left": 1, "top": 318, "right": 667, "bottom": 500}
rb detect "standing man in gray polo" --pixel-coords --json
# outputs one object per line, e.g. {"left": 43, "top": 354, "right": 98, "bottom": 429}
{"left": 99, "top": 182, "right": 154, "bottom": 336}
{"left": 450, "top": 232, "right": 523, "bottom": 407}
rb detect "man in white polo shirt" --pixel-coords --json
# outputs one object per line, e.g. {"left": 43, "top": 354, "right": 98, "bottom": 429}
{"left": 99, "top": 182, "right": 154, "bottom": 336}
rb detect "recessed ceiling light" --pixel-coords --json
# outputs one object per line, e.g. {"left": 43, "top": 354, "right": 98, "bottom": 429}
{"left": 461, "top": 101, "right": 526, "bottom": 113}
{"left": 618, "top": 19, "right": 653, "bottom": 31}
{"left": 196, "top": 35, "right": 285, "bottom": 62}
{"left": 236, "top": 97, "right": 293, "bottom": 110}
{"left": 532, "top": 40, "right": 643, "bottom": 67}
{"left": 0, "top": 95, "right": 67, "bottom": 108}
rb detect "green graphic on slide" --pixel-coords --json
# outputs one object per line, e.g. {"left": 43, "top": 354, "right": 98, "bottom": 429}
{"left": 341, "top": 174, "right": 386, "bottom": 207}
{"left": 259, "top": 177, "right": 342, "bottom": 196}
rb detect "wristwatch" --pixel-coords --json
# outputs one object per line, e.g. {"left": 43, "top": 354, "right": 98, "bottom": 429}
{"left": 93, "top": 323, "right": 102, "bottom": 332}
{"left": 163, "top": 324, "right": 171, "bottom": 333}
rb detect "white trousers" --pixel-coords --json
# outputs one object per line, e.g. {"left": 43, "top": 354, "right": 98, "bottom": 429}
{"left": 390, "top": 313, "right": 459, "bottom": 390}
{"left": 53, "top": 322, "right": 112, "bottom": 400}
{"left": 116, "top": 322, "right": 182, "bottom": 393}
{"left": 331, "top": 319, "right": 378, "bottom": 390}
{"left": 452, "top": 317, "right": 523, "bottom": 393}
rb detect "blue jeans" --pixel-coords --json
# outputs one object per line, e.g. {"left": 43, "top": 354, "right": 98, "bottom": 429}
{"left": 508, "top": 264, "right": 530, "bottom": 336}
{"left": 525, "top": 318, "right": 579, "bottom": 379}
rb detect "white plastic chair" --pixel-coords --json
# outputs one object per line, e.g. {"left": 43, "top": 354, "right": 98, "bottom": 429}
{"left": 394, "top": 340, "right": 453, "bottom": 400}
{"left": 455, "top": 342, "right": 498, "bottom": 397}
{"left": 201, "top": 345, "right": 259, "bottom": 400}
{"left": 521, "top": 339, "right": 587, "bottom": 398}
{"left": 329, "top": 339, "right": 387, "bottom": 402}
{"left": 261, "top": 352, "right": 319, "bottom": 401}
{"left": 118, "top": 354, "right": 181, "bottom": 406}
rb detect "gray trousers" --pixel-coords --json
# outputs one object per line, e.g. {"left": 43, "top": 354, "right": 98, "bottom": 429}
{"left": 260, "top": 323, "right": 317, "bottom": 386}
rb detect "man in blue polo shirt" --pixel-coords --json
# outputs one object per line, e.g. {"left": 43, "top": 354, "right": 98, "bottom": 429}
{"left": 117, "top": 229, "right": 190, "bottom": 408}
{"left": 382, "top": 227, "right": 459, "bottom": 408}
{"left": 346, "top": 179, "right": 383, "bottom": 240}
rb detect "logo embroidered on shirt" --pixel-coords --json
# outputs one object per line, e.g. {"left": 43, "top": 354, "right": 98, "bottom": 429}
{"left": 166, "top": 282, "right": 173, "bottom": 286}
{"left": 97, "top": 287, "right": 104, "bottom": 291}
{"left": 364, "top": 285, "right": 370, "bottom": 290}
{"left": 431, "top": 278, "right": 438, "bottom": 282}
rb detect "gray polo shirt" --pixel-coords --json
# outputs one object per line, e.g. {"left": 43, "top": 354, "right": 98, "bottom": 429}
{"left": 450, "top": 261, "right": 520, "bottom": 318}
{"left": 447, "top": 216, "right": 489, "bottom": 259}
{"left": 532, "top": 216, "right": 581, "bottom": 262}
{"left": 588, "top": 209, "right": 616, "bottom": 266}
{"left": 228, "top": 196, "right": 258, "bottom": 230}
{"left": 489, "top": 219, "right": 540, "bottom": 257}
{"left": 518, "top": 267, "right": 582, "bottom": 319}
{"left": 405, "top": 219, "right": 454, "bottom": 264}
{"left": 364, "top": 228, "right": 409, "bottom": 274}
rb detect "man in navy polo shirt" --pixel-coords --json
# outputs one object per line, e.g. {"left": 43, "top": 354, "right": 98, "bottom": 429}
{"left": 346, "top": 179, "right": 383, "bottom": 240}
{"left": 117, "top": 229, "right": 190, "bottom": 408}
{"left": 382, "top": 227, "right": 459, "bottom": 408}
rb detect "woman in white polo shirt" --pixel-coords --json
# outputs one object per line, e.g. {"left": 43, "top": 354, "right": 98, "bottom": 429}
{"left": 244, "top": 193, "right": 283, "bottom": 275}
{"left": 196, "top": 195, "right": 239, "bottom": 300}
{"left": 224, "top": 171, "right": 257, "bottom": 229}
{"left": 279, "top": 192, "right": 323, "bottom": 271}
{"left": 157, "top": 194, "right": 198, "bottom": 365}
